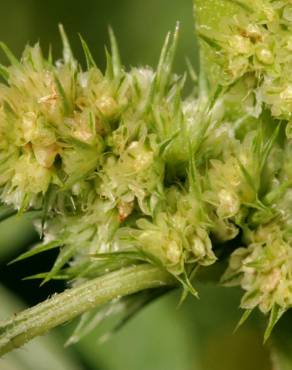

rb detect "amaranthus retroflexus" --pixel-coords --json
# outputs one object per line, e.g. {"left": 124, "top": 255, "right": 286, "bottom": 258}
{"left": 1, "top": 0, "right": 292, "bottom": 357}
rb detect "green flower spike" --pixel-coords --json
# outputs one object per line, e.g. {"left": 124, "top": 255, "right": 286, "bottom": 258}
{"left": 196, "top": 0, "right": 292, "bottom": 340}
{"left": 2, "top": 0, "right": 292, "bottom": 356}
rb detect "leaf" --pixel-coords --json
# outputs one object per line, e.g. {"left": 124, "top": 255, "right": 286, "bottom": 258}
{"left": 198, "top": 53, "right": 209, "bottom": 98}
{"left": 176, "top": 271, "right": 199, "bottom": 304}
{"left": 187, "top": 137, "right": 202, "bottom": 197}
{"left": 185, "top": 57, "right": 198, "bottom": 83}
{"left": 8, "top": 240, "right": 62, "bottom": 264}
{"left": 58, "top": 24, "right": 75, "bottom": 67}
{"left": 90, "top": 250, "right": 146, "bottom": 262}
{"left": 259, "top": 123, "right": 281, "bottom": 174}
{"left": 234, "top": 309, "right": 253, "bottom": 333}
{"left": 0, "top": 42, "right": 20, "bottom": 66}
{"left": 108, "top": 27, "right": 122, "bottom": 79}
{"left": 145, "top": 23, "right": 180, "bottom": 110}
{"left": 209, "top": 84, "right": 223, "bottom": 110}
{"left": 144, "top": 26, "right": 180, "bottom": 113}
{"left": 156, "top": 23, "right": 179, "bottom": 96}
{"left": 197, "top": 32, "right": 222, "bottom": 50}
{"left": 54, "top": 74, "right": 72, "bottom": 114}
{"left": 156, "top": 32, "right": 170, "bottom": 87}
{"left": 0, "top": 64, "right": 9, "bottom": 81}
{"left": 40, "top": 185, "right": 58, "bottom": 236}
{"left": 177, "top": 267, "right": 198, "bottom": 307}
{"left": 236, "top": 156, "right": 257, "bottom": 193}
{"left": 18, "top": 193, "right": 31, "bottom": 215}
{"left": 41, "top": 244, "right": 76, "bottom": 285}
{"left": 158, "top": 130, "right": 180, "bottom": 156}
{"left": 264, "top": 304, "right": 286, "bottom": 343}
{"left": 79, "top": 35, "right": 96, "bottom": 69}
{"left": 65, "top": 309, "right": 98, "bottom": 347}
{"left": 221, "top": 271, "right": 242, "bottom": 286}
{"left": 105, "top": 47, "right": 114, "bottom": 79}
{"left": 75, "top": 259, "right": 133, "bottom": 280}
{"left": 264, "top": 181, "right": 292, "bottom": 205}
{"left": 23, "top": 272, "right": 69, "bottom": 281}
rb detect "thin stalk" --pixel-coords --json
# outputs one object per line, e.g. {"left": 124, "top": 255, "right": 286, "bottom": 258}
{"left": 0, "top": 264, "right": 175, "bottom": 357}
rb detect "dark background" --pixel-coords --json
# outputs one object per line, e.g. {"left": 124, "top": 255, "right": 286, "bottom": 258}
{"left": 0, "top": 0, "right": 198, "bottom": 74}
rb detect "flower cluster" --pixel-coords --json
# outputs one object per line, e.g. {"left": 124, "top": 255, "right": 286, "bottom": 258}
{"left": 196, "top": 0, "right": 292, "bottom": 332}
{"left": 1, "top": 26, "right": 221, "bottom": 288}
{"left": 223, "top": 225, "right": 292, "bottom": 314}
{"left": 2, "top": 3, "right": 292, "bottom": 337}
{"left": 196, "top": 0, "right": 292, "bottom": 127}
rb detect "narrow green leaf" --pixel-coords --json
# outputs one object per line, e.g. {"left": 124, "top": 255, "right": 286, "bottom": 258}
{"left": 198, "top": 53, "right": 209, "bottom": 98}
{"left": 105, "top": 47, "right": 113, "bottom": 79}
{"left": 156, "top": 23, "right": 179, "bottom": 95}
{"left": 185, "top": 57, "right": 198, "bottom": 82}
{"left": 0, "top": 42, "right": 20, "bottom": 66}
{"left": 76, "top": 259, "right": 132, "bottom": 280}
{"left": 156, "top": 32, "right": 171, "bottom": 86}
{"left": 260, "top": 123, "right": 281, "bottom": 173}
{"left": 54, "top": 74, "right": 72, "bottom": 114}
{"left": 23, "top": 272, "right": 69, "bottom": 281}
{"left": 197, "top": 33, "right": 222, "bottom": 50}
{"left": 9, "top": 240, "right": 61, "bottom": 264}
{"left": 108, "top": 27, "right": 122, "bottom": 79}
{"left": 58, "top": 24, "right": 75, "bottom": 67}
{"left": 91, "top": 250, "right": 145, "bottom": 262}
{"left": 159, "top": 130, "right": 180, "bottom": 156}
{"left": 65, "top": 310, "right": 97, "bottom": 346}
{"left": 79, "top": 35, "right": 96, "bottom": 69}
{"left": 209, "top": 84, "right": 223, "bottom": 110}
{"left": 0, "top": 64, "right": 9, "bottom": 81}
{"left": 19, "top": 194, "right": 31, "bottom": 215}
{"left": 264, "top": 305, "right": 285, "bottom": 343}
{"left": 234, "top": 309, "right": 253, "bottom": 333}
{"left": 41, "top": 244, "right": 77, "bottom": 285}
{"left": 176, "top": 271, "right": 199, "bottom": 304}
{"left": 236, "top": 157, "right": 257, "bottom": 193}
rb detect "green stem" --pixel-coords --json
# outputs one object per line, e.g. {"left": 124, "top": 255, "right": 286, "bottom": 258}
{"left": 0, "top": 264, "right": 175, "bottom": 357}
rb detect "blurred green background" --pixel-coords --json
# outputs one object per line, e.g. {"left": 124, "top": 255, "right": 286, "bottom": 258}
{"left": 0, "top": 0, "right": 198, "bottom": 74}
{"left": 0, "top": 1, "right": 290, "bottom": 369}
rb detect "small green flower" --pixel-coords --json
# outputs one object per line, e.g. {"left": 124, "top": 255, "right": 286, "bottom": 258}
{"left": 223, "top": 225, "right": 292, "bottom": 315}
{"left": 196, "top": 0, "right": 292, "bottom": 124}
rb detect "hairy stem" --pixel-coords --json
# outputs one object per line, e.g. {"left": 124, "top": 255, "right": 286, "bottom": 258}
{"left": 0, "top": 264, "right": 175, "bottom": 357}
